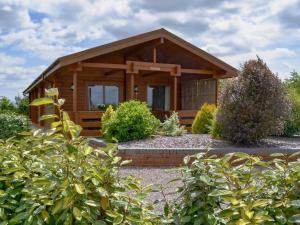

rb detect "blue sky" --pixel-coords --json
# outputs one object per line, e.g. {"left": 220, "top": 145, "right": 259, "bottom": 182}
{"left": 0, "top": 0, "right": 300, "bottom": 100}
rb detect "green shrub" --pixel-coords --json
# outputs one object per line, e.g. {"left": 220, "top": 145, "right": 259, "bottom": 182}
{"left": 0, "top": 89, "right": 160, "bottom": 225}
{"left": 166, "top": 151, "right": 300, "bottom": 224}
{"left": 104, "top": 100, "right": 160, "bottom": 142}
{"left": 210, "top": 111, "right": 224, "bottom": 139}
{"left": 216, "top": 57, "right": 291, "bottom": 144}
{"left": 158, "top": 111, "right": 186, "bottom": 136}
{"left": 192, "top": 103, "right": 216, "bottom": 134}
{"left": 283, "top": 87, "right": 300, "bottom": 137}
{"left": 0, "top": 112, "right": 29, "bottom": 139}
{"left": 101, "top": 105, "right": 115, "bottom": 136}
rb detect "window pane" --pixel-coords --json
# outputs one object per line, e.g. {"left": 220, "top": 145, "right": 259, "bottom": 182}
{"left": 89, "top": 85, "right": 103, "bottom": 111}
{"left": 104, "top": 86, "right": 119, "bottom": 105}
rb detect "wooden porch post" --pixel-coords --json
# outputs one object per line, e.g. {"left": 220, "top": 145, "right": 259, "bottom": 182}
{"left": 73, "top": 71, "right": 78, "bottom": 123}
{"left": 129, "top": 73, "right": 134, "bottom": 100}
{"left": 153, "top": 47, "right": 157, "bottom": 63}
{"left": 37, "top": 86, "right": 41, "bottom": 126}
{"left": 173, "top": 76, "right": 177, "bottom": 111}
{"left": 215, "top": 79, "right": 218, "bottom": 106}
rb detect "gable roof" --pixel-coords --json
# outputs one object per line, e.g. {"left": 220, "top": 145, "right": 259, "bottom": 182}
{"left": 24, "top": 28, "right": 238, "bottom": 94}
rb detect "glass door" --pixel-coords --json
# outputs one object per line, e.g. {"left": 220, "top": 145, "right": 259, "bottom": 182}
{"left": 147, "top": 85, "right": 170, "bottom": 111}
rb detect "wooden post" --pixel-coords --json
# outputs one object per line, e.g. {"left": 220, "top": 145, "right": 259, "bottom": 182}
{"left": 37, "top": 86, "right": 41, "bottom": 126}
{"left": 73, "top": 71, "right": 78, "bottom": 123}
{"left": 215, "top": 79, "right": 218, "bottom": 106}
{"left": 173, "top": 76, "right": 177, "bottom": 111}
{"left": 153, "top": 47, "right": 156, "bottom": 63}
{"left": 129, "top": 73, "right": 134, "bottom": 99}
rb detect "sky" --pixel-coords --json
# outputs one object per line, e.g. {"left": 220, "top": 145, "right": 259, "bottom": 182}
{"left": 0, "top": 0, "right": 300, "bottom": 100}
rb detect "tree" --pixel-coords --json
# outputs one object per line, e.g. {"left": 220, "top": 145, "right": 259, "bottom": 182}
{"left": 216, "top": 57, "right": 291, "bottom": 144}
{"left": 15, "top": 95, "right": 29, "bottom": 116}
{"left": 285, "top": 71, "right": 300, "bottom": 93}
{"left": 0, "top": 96, "right": 16, "bottom": 113}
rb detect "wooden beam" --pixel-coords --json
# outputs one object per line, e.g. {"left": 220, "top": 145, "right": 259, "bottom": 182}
{"left": 104, "top": 69, "right": 123, "bottom": 76}
{"left": 181, "top": 68, "right": 213, "bottom": 75}
{"left": 153, "top": 47, "right": 157, "bottom": 63}
{"left": 173, "top": 76, "right": 178, "bottom": 111}
{"left": 73, "top": 71, "right": 78, "bottom": 123}
{"left": 82, "top": 62, "right": 127, "bottom": 70}
{"left": 142, "top": 71, "right": 160, "bottom": 77}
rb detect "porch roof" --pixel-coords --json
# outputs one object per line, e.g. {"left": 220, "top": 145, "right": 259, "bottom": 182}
{"left": 24, "top": 28, "right": 238, "bottom": 94}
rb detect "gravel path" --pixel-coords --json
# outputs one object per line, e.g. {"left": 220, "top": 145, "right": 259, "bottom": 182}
{"left": 119, "top": 134, "right": 300, "bottom": 149}
{"left": 120, "top": 167, "right": 181, "bottom": 211}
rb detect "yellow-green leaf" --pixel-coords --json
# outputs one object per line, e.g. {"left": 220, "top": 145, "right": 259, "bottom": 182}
{"left": 45, "top": 88, "right": 58, "bottom": 97}
{"left": 39, "top": 114, "right": 58, "bottom": 121}
{"left": 74, "top": 183, "right": 85, "bottom": 195}
{"left": 100, "top": 197, "right": 110, "bottom": 210}
{"left": 72, "top": 207, "right": 82, "bottom": 221}
{"left": 51, "top": 199, "right": 63, "bottom": 214}
{"left": 31, "top": 98, "right": 54, "bottom": 106}
{"left": 113, "top": 215, "right": 123, "bottom": 225}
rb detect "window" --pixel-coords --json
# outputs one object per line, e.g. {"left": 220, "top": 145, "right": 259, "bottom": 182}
{"left": 88, "top": 85, "right": 119, "bottom": 111}
{"left": 181, "top": 79, "right": 216, "bottom": 110}
{"left": 147, "top": 85, "right": 170, "bottom": 111}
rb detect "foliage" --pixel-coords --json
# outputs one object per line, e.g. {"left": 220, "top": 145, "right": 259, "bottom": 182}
{"left": 216, "top": 57, "right": 291, "bottom": 144}
{"left": 104, "top": 100, "right": 160, "bottom": 142}
{"left": 0, "top": 97, "right": 16, "bottom": 113}
{"left": 0, "top": 112, "right": 29, "bottom": 139}
{"left": 192, "top": 103, "right": 216, "bottom": 134}
{"left": 158, "top": 111, "right": 186, "bottom": 136}
{"left": 210, "top": 110, "right": 224, "bottom": 139}
{"left": 166, "top": 151, "right": 300, "bottom": 225}
{"left": 285, "top": 71, "right": 300, "bottom": 94}
{"left": 0, "top": 89, "right": 160, "bottom": 225}
{"left": 283, "top": 87, "right": 300, "bottom": 137}
{"left": 0, "top": 95, "right": 29, "bottom": 116}
{"left": 15, "top": 95, "right": 29, "bottom": 116}
{"left": 101, "top": 105, "right": 115, "bottom": 136}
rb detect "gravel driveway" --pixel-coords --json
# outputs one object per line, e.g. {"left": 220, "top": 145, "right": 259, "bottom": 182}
{"left": 120, "top": 167, "right": 182, "bottom": 211}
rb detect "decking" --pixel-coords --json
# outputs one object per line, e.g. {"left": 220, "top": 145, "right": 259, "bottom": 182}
{"left": 67, "top": 110, "right": 196, "bottom": 136}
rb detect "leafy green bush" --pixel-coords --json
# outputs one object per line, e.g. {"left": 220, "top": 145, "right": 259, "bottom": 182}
{"left": 0, "top": 89, "right": 160, "bottom": 225}
{"left": 101, "top": 105, "right": 115, "bottom": 136}
{"left": 216, "top": 57, "right": 291, "bottom": 144}
{"left": 0, "top": 112, "right": 29, "bottom": 139}
{"left": 192, "top": 103, "right": 216, "bottom": 134}
{"left": 210, "top": 111, "right": 224, "bottom": 139}
{"left": 283, "top": 87, "right": 300, "bottom": 137}
{"left": 104, "top": 100, "right": 160, "bottom": 142}
{"left": 158, "top": 111, "right": 186, "bottom": 136}
{"left": 166, "top": 151, "right": 300, "bottom": 224}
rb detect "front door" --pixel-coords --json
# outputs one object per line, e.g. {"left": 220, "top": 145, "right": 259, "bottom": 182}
{"left": 147, "top": 85, "right": 170, "bottom": 111}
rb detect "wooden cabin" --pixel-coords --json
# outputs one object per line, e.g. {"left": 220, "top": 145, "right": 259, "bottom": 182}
{"left": 24, "top": 28, "right": 238, "bottom": 136}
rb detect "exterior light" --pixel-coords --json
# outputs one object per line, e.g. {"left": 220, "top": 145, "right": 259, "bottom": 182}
{"left": 134, "top": 85, "right": 139, "bottom": 93}
{"left": 70, "top": 84, "right": 74, "bottom": 91}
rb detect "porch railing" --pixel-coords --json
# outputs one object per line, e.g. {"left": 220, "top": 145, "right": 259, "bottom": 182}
{"left": 68, "top": 110, "right": 197, "bottom": 137}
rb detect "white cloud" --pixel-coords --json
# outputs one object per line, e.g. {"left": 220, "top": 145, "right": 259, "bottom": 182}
{"left": 0, "top": 0, "right": 300, "bottom": 98}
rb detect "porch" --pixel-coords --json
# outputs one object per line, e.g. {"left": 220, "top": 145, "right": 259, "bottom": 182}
{"left": 68, "top": 110, "right": 197, "bottom": 137}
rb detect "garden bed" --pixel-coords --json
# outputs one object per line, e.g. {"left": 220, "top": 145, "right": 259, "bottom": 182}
{"left": 117, "top": 134, "right": 300, "bottom": 167}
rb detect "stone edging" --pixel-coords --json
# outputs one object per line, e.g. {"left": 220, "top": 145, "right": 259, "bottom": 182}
{"left": 118, "top": 146, "right": 300, "bottom": 155}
